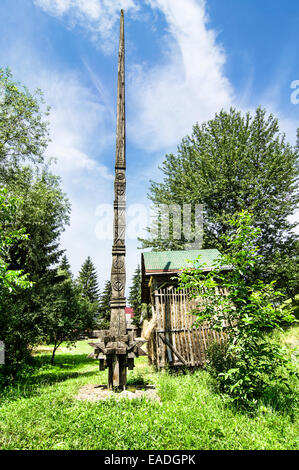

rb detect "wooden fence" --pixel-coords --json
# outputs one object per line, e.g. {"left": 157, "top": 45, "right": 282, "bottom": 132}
{"left": 147, "top": 287, "right": 228, "bottom": 368}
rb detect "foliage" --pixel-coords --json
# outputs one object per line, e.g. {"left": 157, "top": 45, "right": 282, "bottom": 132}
{"left": 0, "top": 69, "right": 70, "bottom": 289}
{"left": 281, "top": 294, "right": 299, "bottom": 320}
{"left": 59, "top": 255, "right": 72, "bottom": 279}
{"left": 0, "top": 188, "right": 32, "bottom": 294}
{"left": 5, "top": 167, "right": 70, "bottom": 279}
{"left": 271, "top": 242, "right": 299, "bottom": 311}
{"left": 0, "top": 168, "right": 70, "bottom": 370}
{"left": 0, "top": 188, "right": 34, "bottom": 376}
{"left": 0, "top": 69, "right": 70, "bottom": 372}
{"left": 77, "top": 256, "right": 100, "bottom": 306}
{"left": 0, "top": 67, "right": 50, "bottom": 181}
{"left": 128, "top": 265, "right": 142, "bottom": 326}
{"left": 97, "top": 280, "right": 111, "bottom": 329}
{"left": 178, "top": 211, "right": 297, "bottom": 408}
{"left": 42, "top": 274, "right": 96, "bottom": 364}
{"left": 140, "top": 108, "right": 299, "bottom": 299}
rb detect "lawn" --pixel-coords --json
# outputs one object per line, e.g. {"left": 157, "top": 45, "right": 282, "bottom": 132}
{"left": 0, "top": 328, "right": 298, "bottom": 450}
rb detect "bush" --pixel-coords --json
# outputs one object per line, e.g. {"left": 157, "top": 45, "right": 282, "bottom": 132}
{"left": 178, "top": 211, "right": 297, "bottom": 409}
{"left": 206, "top": 341, "right": 235, "bottom": 379}
{"left": 206, "top": 334, "right": 298, "bottom": 412}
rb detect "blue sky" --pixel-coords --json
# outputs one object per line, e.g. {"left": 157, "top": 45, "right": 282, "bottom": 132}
{"left": 0, "top": 0, "right": 298, "bottom": 291}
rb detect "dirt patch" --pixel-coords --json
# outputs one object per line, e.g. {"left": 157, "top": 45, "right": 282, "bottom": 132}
{"left": 75, "top": 384, "right": 161, "bottom": 402}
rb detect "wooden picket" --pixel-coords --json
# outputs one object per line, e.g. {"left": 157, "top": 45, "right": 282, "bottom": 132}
{"left": 147, "top": 288, "right": 228, "bottom": 368}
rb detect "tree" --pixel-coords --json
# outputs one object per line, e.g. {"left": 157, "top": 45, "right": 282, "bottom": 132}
{"left": 43, "top": 275, "right": 96, "bottom": 365}
{"left": 178, "top": 211, "right": 296, "bottom": 408}
{"left": 0, "top": 68, "right": 71, "bottom": 369}
{"left": 140, "top": 108, "right": 298, "bottom": 298}
{"left": 0, "top": 67, "right": 49, "bottom": 182}
{"left": 0, "top": 188, "right": 32, "bottom": 294}
{"left": 128, "top": 265, "right": 142, "bottom": 326}
{"left": 0, "top": 68, "right": 70, "bottom": 295}
{"left": 1, "top": 168, "right": 71, "bottom": 363}
{"left": 0, "top": 168, "right": 71, "bottom": 373}
{"left": 6, "top": 167, "right": 70, "bottom": 281}
{"left": 77, "top": 256, "right": 100, "bottom": 306}
{"left": 59, "top": 254, "right": 72, "bottom": 280}
{"left": 97, "top": 281, "right": 111, "bottom": 329}
{"left": 0, "top": 188, "right": 33, "bottom": 372}
{"left": 0, "top": 170, "right": 70, "bottom": 368}
{"left": 0, "top": 68, "right": 70, "bottom": 288}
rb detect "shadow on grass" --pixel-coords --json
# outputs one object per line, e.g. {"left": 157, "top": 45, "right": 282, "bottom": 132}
{"left": 31, "top": 353, "right": 99, "bottom": 385}
{"left": 0, "top": 353, "right": 101, "bottom": 402}
{"left": 34, "top": 353, "right": 94, "bottom": 368}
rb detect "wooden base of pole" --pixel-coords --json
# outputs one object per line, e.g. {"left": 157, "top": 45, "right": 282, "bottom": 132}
{"left": 107, "top": 354, "right": 127, "bottom": 390}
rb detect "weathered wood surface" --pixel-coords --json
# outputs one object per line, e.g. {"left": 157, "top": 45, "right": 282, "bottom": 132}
{"left": 89, "top": 11, "right": 145, "bottom": 389}
{"left": 109, "top": 9, "right": 126, "bottom": 339}
{"left": 158, "top": 332, "right": 188, "bottom": 366}
{"left": 147, "top": 287, "right": 228, "bottom": 368}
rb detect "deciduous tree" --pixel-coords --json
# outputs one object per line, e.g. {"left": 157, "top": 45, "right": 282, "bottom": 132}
{"left": 141, "top": 108, "right": 299, "bottom": 298}
{"left": 0, "top": 67, "right": 49, "bottom": 182}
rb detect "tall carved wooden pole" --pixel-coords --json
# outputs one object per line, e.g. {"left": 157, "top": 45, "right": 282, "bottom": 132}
{"left": 89, "top": 10, "right": 146, "bottom": 390}
{"left": 107, "top": 8, "right": 127, "bottom": 388}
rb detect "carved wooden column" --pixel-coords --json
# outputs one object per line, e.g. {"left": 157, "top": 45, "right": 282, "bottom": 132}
{"left": 89, "top": 10, "right": 146, "bottom": 390}
{"left": 107, "top": 8, "right": 127, "bottom": 389}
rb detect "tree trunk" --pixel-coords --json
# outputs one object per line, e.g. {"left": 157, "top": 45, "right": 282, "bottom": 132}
{"left": 51, "top": 342, "right": 60, "bottom": 365}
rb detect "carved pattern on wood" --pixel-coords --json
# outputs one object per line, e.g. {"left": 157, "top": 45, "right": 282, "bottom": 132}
{"left": 89, "top": 11, "right": 145, "bottom": 390}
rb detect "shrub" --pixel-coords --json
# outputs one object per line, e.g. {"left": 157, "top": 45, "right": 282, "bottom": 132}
{"left": 178, "top": 211, "right": 297, "bottom": 409}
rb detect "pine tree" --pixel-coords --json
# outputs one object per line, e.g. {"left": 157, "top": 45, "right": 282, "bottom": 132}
{"left": 58, "top": 254, "right": 72, "bottom": 279}
{"left": 97, "top": 280, "right": 111, "bottom": 329}
{"left": 77, "top": 256, "right": 100, "bottom": 305}
{"left": 128, "top": 265, "right": 142, "bottom": 326}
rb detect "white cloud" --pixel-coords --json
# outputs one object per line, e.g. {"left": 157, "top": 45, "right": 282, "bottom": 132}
{"left": 34, "top": 0, "right": 72, "bottom": 16}
{"left": 33, "top": 0, "right": 234, "bottom": 150}
{"left": 34, "top": 0, "right": 139, "bottom": 53}
{"left": 128, "top": 0, "right": 234, "bottom": 151}
{"left": 29, "top": 0, "right": 299, "bottom": 279}
{"left": 31, "top": 68, "right": 119, "bottom": 284}
{"left": 41, "top": 70, "right": 114, "bottom": 179}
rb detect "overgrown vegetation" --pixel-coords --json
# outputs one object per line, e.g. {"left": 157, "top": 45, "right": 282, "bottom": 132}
{"left": 178, "top": 211, "right": 298, "bottom": 409}
{"left": 0, "top": 338, "right": 297, "bottom": 450}
{"left": 0, "top": 187, "right": 34, "bottom": 373}
{"left": 0, "top": 68, "right": 70, "bottom": 374}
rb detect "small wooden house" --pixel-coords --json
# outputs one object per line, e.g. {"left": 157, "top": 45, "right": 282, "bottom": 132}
{"left": 141, "top": 249, "right": 230, "bottom": 369}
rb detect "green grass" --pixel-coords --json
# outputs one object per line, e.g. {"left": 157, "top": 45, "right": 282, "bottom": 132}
{"left": 0, "top": 331, "right": 298, "bottom": 450}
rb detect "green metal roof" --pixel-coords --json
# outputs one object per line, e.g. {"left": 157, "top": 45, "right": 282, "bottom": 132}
{"left": 142, "top": 249, "right": 224, "bottom": 273}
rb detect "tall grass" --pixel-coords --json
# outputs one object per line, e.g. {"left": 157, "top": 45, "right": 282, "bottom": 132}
{"left": 0, "top": 331, "right": 298, "bottom": 450}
